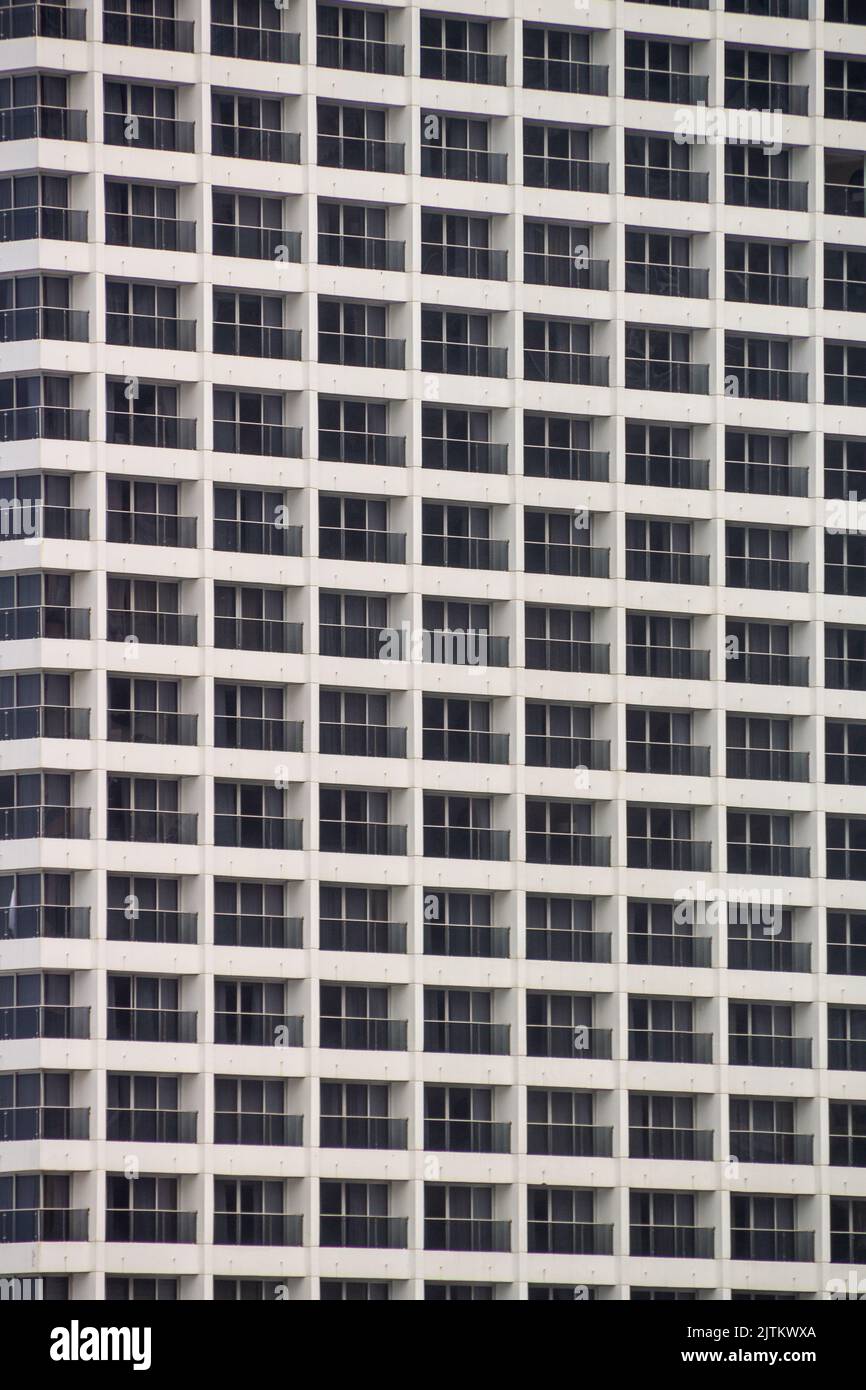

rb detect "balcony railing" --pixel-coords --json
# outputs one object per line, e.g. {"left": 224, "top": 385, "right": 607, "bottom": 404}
{"left": 526, "top": 832, "right": 610, "bottom": 867}
{"left": 727, "top": 748, "right": 808, "bottom": 781}
{"left": 321, "top": 429, "right": 405, "bottom": 467}
{"left": 106, "top": 511, "right": 196, "bottom": 547}
{"left": 627, "top": 837, "right": 711, "bottom": 871}
{"left": 320, "top": 332, "right": 404, "bottom": 371}
{"left": 828, "top": 1038, "right": 866, "bottom": 1069}
{"left": 0, "top": 105, "right": 86, "bottom": 142}
{"left": 627, "top": 644, "right": 709, "bottom": 679}
{"left": 423, "top": 438, "right": 507, "bottom": 474}
{"left": 625, "top": 262, "right": 708, "bottom": 298}
{"left": 106, "top": 609, "right": 197, "bottom": 646}
{"left": 317, "top": 135, "right": 404, "bottom": 174}
{"left": 728, "top": 938, "right": 811, "bottom": 972}
{"left": 527, "top": 927, "right": 611, "bottom": 964}
{"left": 525, "top": 445, "right": 608, "bottom": 482}
{"left": 106, "top": 412, "right": 196, "bottom": 449}
{"left": 628, "top": 934, "right": 712, "bottom": 967}
{"left": 630, "top": 1127, "right": 713, "bottom": 1161}
{"left": 627, "top": 549, "right": 709, "bottom": 584}
{"left": 106, "top": 1109, "right": 196, "bottom": 1144}
{"left": 319, "top": 917, "right": 406, "bottom": 953}
{"left": 625, "top": 166, "right": 709, "bottom": 202}
{"left": 625, "top": 69, "right": 708, "bottom": 105}
{"left": 0, "top": 205, "right": 87, "bottom": 243}
{"left": 11, "top": 611, "right": 76, "bottom": 668}
{"left": 211, "top": 125, "right": 300, "bottom": 163}
{"left": 527, "top": 1122, "right": 612, "bottom": 1157}
{"left": 214, "top": 1113, "right": 303, "bottom": 1146}
{"left": 725, "top": 460, "right": 808, "bottom": 496}
{"left": 527, "top": 1222, "right": 612, "bottom": 1256}
{"left": 424, "top": 921, "right": 510, "bottom": 959}
{"left": 0, "top": 405, "right": 88, "bottom": 441}
{"left": 214, "top": 1013, "right": 302, "bottom": 1047}
{"left": 320, "top": 722, "right": 407, "bottom": 758}
{"left": 319, "top": 1115, "right": 408, "bottom": 1149}
{"left": 0, "top": 903, "right": 89, "bottom": 940}
{"left": 319, "top": 528, "right": 405, "bottom": 565}
{"left": 0, "top": 805, "right": 89, "bottom": 840}
{"left": 0, "top": 705, "right": 89, "bottom": 740}
{"left": 422, "top": 728, "right": 508, "bottom": 765}
{"left": 726, "top": 269, "right": 808, "bottom": 308}
{"left": 0, "top": 501, "right": 87, "bottom": 540}
{"left": 104, "top": 112, "right": 194, "bottom": 153}
{"left": 213, "top": 224, "right": 300, "bottom": 263}
{"left": 421, "top": 340, "right": 505, "bottom": 378}
{"left": 421, "top": 243, "right": 507, "bottom": 281}
{"left": 827, "top": 372, "right": 866, "bottom": 408}
{"left": 0, "top": 1105, "right": 89, "bottom": 1141}
{"left": 420, "top": 48, "right": 506, "bottom": 84}
{"left": 525, "top": 350, "right": 609, "bottom": 387}
{"left": 106, "top": 312, "right": 195, "bottom": 351}
{"left": 629, "top": 1029, "right": 713, "bottom": 1064}
{"left": 214, "top": 913, "right": 302, "bottom": 949}
{"left": 421, "top": 147, "right": 506, "bottom": 183}
{"left": 425, "top": 1218, "right": 511, "bottom": 1253}
{"left": 106, "top": 1210, "right": 196, "bottom": 1243}
{"left": 214, "top": 616, "right": 302, "bottom": 654}
{"left": 422, "top": 535, "right": 508, "bottom": 570}
{"left": 105, "top": 212, "right": 195, "bottom": 252}
{"left": 524, "top": 157, "right": 608, "bottom": 193}
{"left": 319, "top": 1016, "right": 407, "bottom": 1051}
{"left": 319, "top": 820, "right": 406, "bottom": 855}
{"left": 627, "top": 742, "right": 710, "bottom": 776}
{"left": 214, "top": 815, "right": 302, "bottom": 851}
{"left": 103, "top": 12, "right": 194, "bottom": 51}
{"left": 729, "top": 1034, "right": 812, "bottom": 1067}
{"left": 226, "top": 1214, "right": 307, "bottom": 1259}
{"left": 213, "top": 421, "right": 302, "bottom": 458}
{"left": 213, "top": 323, "right": 300, "bottom": 360}
{"left": 727, "top": 843, "right": 810, "bottom": 877}
{"left": 107, "top": 710, "right": 197, "bottom": 746}
{"left": 317, "top": 34, "right": 404, "bottom": 75}
{"left": 318, "top": 232, "right": 404, "bottom": 271}
{"left": 826, "top": 279, "right": 866, "bottom": 313}
{"left": 729, "top": 1131, "right": 813, "bottom": 1165}
{"left": 0, "top": 1208, "right": 88, "bottom": 1241}
{"left": 527, "top": 1023, "right": 612, "bottom": 1059}
{"left": 211, "top": 23, "right": 299, "bottom": 63}
{"left": 425, "top": 1119, "right": 511, "bottom": 1154}
{"left": 0, "top": 1004, "right": 89, "bottom": 1039}
{"left": 826, "top": 182, "right": 865, "bottom": 218}
{"left": 107, "top": 907, "right": 197, "bottom": 944}
{"left": 726, "top": 554, "right": 809, "bottom": 591}
{"left": 827, "top": 752, "right": 866, "bottom": 785}
{"left": 423, "top": 1020, "right": 510, "bottom": 1055}
{"left": 526, "top": 735, "right": 609, "bottom": 771}
{"left": 320, "top": 1215, "right": 407, "bottom": 1249}
{"left": 526, "top": 639, "right": 609, "bottom": 674}
{"left": 725, "top": 78, "right": 808, "bottom": 116}
{"left": 725, "top": 366, "right": 808, "bottom": 403}
{"left": 424, "top": 826, "right": 510, "bottom": 861}
{"left": 725, "top": 175, "right": 808, "bottom": 212}
{"left": 630, "top": 1225, "right": 714, "bottom": 1259}
{"left": 625, "top": 360, "right": 709, "bottom": 394}
{"left": 0, "top": 4, "right": 85, "bottom": 39}
{"left": 727, "top": 652, "right": 808, "bottom": 687}
{"left": 524, "top": 253, "right": 608, "bottom": 291}
{"left": 730, "top": 1229, "right": 814, "bottom": 1262}
{"left": 523, "top": 58, "right": 608, "bottom": 95}
{"left": 107, "top": 1006, "right": 196, "bottom": 1043}
{"left": 214, "top": 715, "right": 302, "bottom": 753}
{"left": 0, "top": 306, "right": 88, "bottom": 342}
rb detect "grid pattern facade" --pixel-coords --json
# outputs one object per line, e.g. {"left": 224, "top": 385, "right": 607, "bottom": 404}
{"left": 2, "top": 0, "right": 866, "bottom": 1302}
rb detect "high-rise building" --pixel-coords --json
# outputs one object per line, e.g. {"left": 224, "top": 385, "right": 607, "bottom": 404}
{"left": 1, "top": 0, "right": 866, "bottom": 1303}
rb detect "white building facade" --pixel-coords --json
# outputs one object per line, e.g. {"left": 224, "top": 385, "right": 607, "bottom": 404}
{"left": 1, "top": 0, "right": 866, "bottom": 1301}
